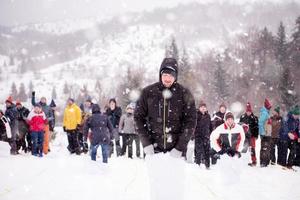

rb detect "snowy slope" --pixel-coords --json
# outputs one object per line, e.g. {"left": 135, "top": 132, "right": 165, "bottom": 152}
{"left": 1, "top": 127, "right": 300, "bottom": 200}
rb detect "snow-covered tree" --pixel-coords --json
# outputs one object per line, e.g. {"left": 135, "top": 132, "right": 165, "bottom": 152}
{"left": 165, "top": 37, "right": 179, "bottom": 61}
{"left": 63, "top": 82, "right": 70, "bottom": 95}
{"left": 10, "top": 82, "right": 18, "bottom": 100}
{"left": 51, "top": 86, "right": 57, "bottom": 100}
{"left": 213, "top": 55, "right": 229, "bottom": 102}
{"left": 18, "top": 83, "right": 27, "bottom": 101}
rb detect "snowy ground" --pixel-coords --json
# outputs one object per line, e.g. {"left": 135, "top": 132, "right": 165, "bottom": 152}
{"left": 1, "top": 128, "right": 300, "bottom": 200}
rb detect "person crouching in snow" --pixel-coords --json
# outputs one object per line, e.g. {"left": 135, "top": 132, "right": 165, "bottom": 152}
{"left": 27, "top": 104, "right": 47, "bottom": 157}
{"left": 210, "top": 112, "right": 245, "bottom": 160}
{"left": 83, "top": 104, "right": 115, "bottom": 163}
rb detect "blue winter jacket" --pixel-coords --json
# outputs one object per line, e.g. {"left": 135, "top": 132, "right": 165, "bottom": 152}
{"left": 258, "top": 106, "right": 270, "bottom": 136}
{"left": 280, "top": 112, "right": 300, "bottom": 141}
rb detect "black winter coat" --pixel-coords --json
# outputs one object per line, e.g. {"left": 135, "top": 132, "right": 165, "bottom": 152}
{"left": 194, "top": 111, "right": 212, "bottom": 140}
{"left": 239, "top": 113, "right": 259, "bottom": 138}
{"left": 84, "top": 104, "right": 115, "bottom": 146}
{"left": 106, "top": 107, "right": 122, "bottom": 128}
{"left": 211, "top": 111, "right": 225, "bottom": 131}
{"left": 134, "top": 82, "right": 196, "bottom": 152}
{"left": 16, "top": 106, "right": 30, "bottom": 135}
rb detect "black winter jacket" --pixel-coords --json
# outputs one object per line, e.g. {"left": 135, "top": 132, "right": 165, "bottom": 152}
{"left": 106, "top": 107, "right": 122, "bottom": 128}
{"left": 83, "top": 104, "right": 115, "bottom": 146}
{"left": 194, "top": 111, "right": 212, "bottom": 140}
{"left": 134, "top": 81, "right": 196, "bottom": 152}
{"left": 239, "top": 113, "right": 259, "bottom": 138}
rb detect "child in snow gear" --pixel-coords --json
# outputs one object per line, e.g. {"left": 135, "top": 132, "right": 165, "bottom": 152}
{"left": 16, "top": 101, "right": 30, "bottom": 153}
{"left": 119, "top": 104, "right": 140, "bottom": 158}
{"left": 27, "top": 104, "right": 47, "bottom": 157}
{"left": 31, "top": 92, "right": 54, "bottom": 154}
{"left": 210, "top": 112, "right": 245, "bottom": 160}
{"left": 211, "top": 103, "right": 227, "bottom": 131}
{"left": 258, "top": 98, "right": 272, "bottom": 167}
{"left": 134, "top": 57, "right": 197, "bottom": 158}
{"left": 83, "top": 104, "right": 115, "bottom": 163}
{"left": 5, "top": 96, "right": 19, "bottom": 155}
{"left": 270, "top": 106, "right": 282, "bottom": 165}
{"left": 63, "top": 98, "right": 82, "bottom": 155}
{"left": 194, "top": 101, "right": 212, "bottom": 169}
{"left": 239, "top": 102, "right": 259, "bottom": 166}
{"left": 278, "top": 105, "right": 300, "bottom": 169}
{"left": 106, "top": 98, "right": 122, "bottom": 157}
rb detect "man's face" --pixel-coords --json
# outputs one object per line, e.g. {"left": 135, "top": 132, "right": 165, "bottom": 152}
{"left": 5, "top": 102, "right": 11, "bottom": 107}
{"left": 16, "top": 105, "right": 22, "bottom": 109}
{"left": 199, "top": 106, "right": 207, "bottom": 113}
{"left": 67, "top": 100, "right": 73, "bottom": 106}
{"left": 127, "top": 108, "right": 133, "bottom": 114}
{"left": 41, "top": 97, "right": 47, "bottom": 104}
{"left": 85, "top": 101, "right": 91, "bottom": 108}
{"left": 226, "top": 118, "right": 234, "bottom": 127}
{"left": 34, "top": 106, "right": 41, "bottom": 113}
{"left": 246, "top": 111, "right": 252, "bottom": 116}
{"left": 110, "top": 102, "right": 116, "bottom": 110}
{"left": 219, "top": 106, "right": 226, "bottom": 113}
{"left": 161, "top": 73, "right": 175, "bottom": 88}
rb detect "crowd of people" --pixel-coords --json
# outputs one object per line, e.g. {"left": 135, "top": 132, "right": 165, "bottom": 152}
{"left": 0, "top": 57, "right": 300, "bottom": 171}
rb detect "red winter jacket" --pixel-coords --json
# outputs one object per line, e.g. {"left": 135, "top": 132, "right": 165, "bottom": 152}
{"left": 27, "top": 110, "right": 47, "bottom": 132}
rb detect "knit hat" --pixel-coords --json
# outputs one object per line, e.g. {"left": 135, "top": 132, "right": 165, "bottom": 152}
{"left": 16, "top": 100, "right": 22, "bottom": 106}
{"left": 246, "top": 102, "right": 252, "bottom": 113}
{"left": 50, "top": 99, "right": 56, "bottom": 108}
{"left": 199, "top": 100, "right": 207, "bottom": 107}
{"left": 274, "top": 106, "right": 280, "bottom": 114}
{"left": 34, "top": 103, "right": 42, "bottom": 108}
{"left": 225, "top": 112, "right": 234, "bottom": 120}
{"left": 291, "top": 105, "right": 300, "bottom": 115}
{"left": 5, "top": 96, "right": 13, "bottom": 104}
{"left": 264, "top": 98, "right": 272, "bottom": 110}
{"left": 159, "top": 58, "right": 178, "bottom": 81}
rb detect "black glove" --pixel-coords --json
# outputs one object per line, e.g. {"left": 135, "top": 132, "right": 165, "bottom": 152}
{"left": 63, "top": 127, "right": 66, "bottom": 132}
{"left": 32, "top": 91, "right": 35, "bottom": 96}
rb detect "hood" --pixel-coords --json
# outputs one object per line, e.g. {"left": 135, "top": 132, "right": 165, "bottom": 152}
{"left": 159, "top": 58, "right": 178, "bottom": 82}
{"left": 92, "top": 104, "right": 101, "bottom": 114}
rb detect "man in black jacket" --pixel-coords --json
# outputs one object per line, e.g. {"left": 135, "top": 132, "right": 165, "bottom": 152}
{"left": 194, "top": 101, "right": 212, "bottom": 169}
{"left": 16, "top": 101, "right": 30, "bottom": 153}
{"left": 239, "top": 102, "right": 259, "bottom": 166}
{"left": 134, "top": 58, "right": 196, "bottom": 158}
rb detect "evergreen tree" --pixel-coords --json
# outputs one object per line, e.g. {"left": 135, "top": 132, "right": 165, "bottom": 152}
{"left": 290, "top": 16, "right": 300, "bottom": 69}
{"left": 52, "top": 86, "right": 57, "bottom": 100}
{"left": 178, "top": 47, "right": 195, "bottom": 90}
{"left": 28, "top": 81, "right": 34, "bottom": 97}
{"left": 165, "top": 37, "right": 179, "bottom": 61}
{"left": 213, "top": 55, "right": 229, "bottom": 102}
{"left": 18, "top": 83, "right": 27, "bottom": 101}
{"left": 275, "top": 22, "right": 288, "bottom": 66}
{"left": 10, "top": 82, "right": 18, "bottom": 100}
{"left": 63, "top": 82, "right": 70, "bottom": 95}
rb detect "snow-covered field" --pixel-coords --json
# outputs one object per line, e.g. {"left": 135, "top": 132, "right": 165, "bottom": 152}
{"left": 1, "top": 128, "right": 300, "bottom": 200}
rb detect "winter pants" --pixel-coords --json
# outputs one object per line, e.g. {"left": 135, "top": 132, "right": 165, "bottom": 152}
{"left": 294, "top": 142, "right": 300, "bottom": 166}
{"left": 121, "top": 134, "right": 141, "bottom": 158}
{"left": 31, "top": 131, "right": 44, "bottom": 156}
{"left": 66, "top": 130, "right": 81, "bottom": 154}
{"left": 110, "top": 128, "right": 122, "bottom": 156}
{"left": 43, "top": 124, "right": 50, "bottom": 154}
{"left": 91, "top": 144, "right": 110, "bottom": 163}
{"left": 249, "top": 136, "right": 257, "bottom": 164}
{"left": 260, "top": 136, "right": 272, "bottom": 166}
{"left": 194, "top": 137, "right": 210, "bottom": 168}
{"left": 270, "top": 138, "right": 279, "bottom": 164}
{"left": 277, "top": 140, "right": 297, "bottom": 167}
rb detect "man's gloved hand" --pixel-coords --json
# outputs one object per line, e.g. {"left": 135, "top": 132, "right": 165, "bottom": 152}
{"left": 63, "top": 127, "right": 66, "bottom": 132}
{"left": 170, "top": 148, "right": 182, "bottom": 158}
{"left": 143, "top": 145, "right": 154, "bottom": 155}
{"left": 32, "top": 91, "right": 35, "bottom": 96}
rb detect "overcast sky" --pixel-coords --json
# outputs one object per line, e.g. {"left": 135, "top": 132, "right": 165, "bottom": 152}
{"left": 0, "top": 0, "right": 293, "bottom": 26}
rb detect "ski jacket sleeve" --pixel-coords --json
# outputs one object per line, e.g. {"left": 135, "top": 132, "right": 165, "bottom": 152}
{"left": 210, "top": 125, "right": 222, "bottom": 152}
{"left": 175, "top": 88, "right": 196, "bottom": 152}
{"left": 134, "top": 89, "right": 152, "bottom": 148}
{"left": 119, "top": 115, "right": 125, "bottom": 133}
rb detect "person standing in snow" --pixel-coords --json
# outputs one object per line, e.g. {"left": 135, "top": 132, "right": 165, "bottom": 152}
{"left": 49, "top": 99, "right": 57, "bottom": 143}
{"left": 106, "top": 98, "right": 122, "bottom": 156}
{"left": 210, "top": 112, "right": 245, "bottom": 160}
{"left": 27, "top": 104, "right": 47, "bottom": 157}
{"left": 83, "top": 104, "right": 115, "bottom": 163}
{"left": 134, "top": 57, "right": 196, "bottom": 158}
{"left": 211, "top": 103, "right": 227, "bottom": 131}
{"left": 63, "top": 98, "right": 82, "bottom": 155}
{"left": 278, "top": 105, "right": 300, "bottom": 169}
{"left": 78, "top": 98, "right": 93, "bottom": 153}
{"left": 31, "top": 91, "right": 54, "bottom": 154}
{"left": 239, "top": 102, "right": 259, "bottom": 166}
{"left": 5, "top": 96, "right": 19, "bottom": 155}
{"left": 270, "top": 106, "right": 282, "bottom": 165}
{"left": 15, "top": 101, "right": 30, "bottom": 153}
{"left": 194, "top": 101, "right": 212, "bottom": 169}
{"left": 258, "top": 98, "right": 272, "bottom": 167}
{"left": 119, "top": 104, "right": 140, "bottom": 158}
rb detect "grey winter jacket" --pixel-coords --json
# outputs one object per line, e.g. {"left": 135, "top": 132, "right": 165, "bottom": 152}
{"left": 119, "top": 113, "right": 136, "bottom": 134}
